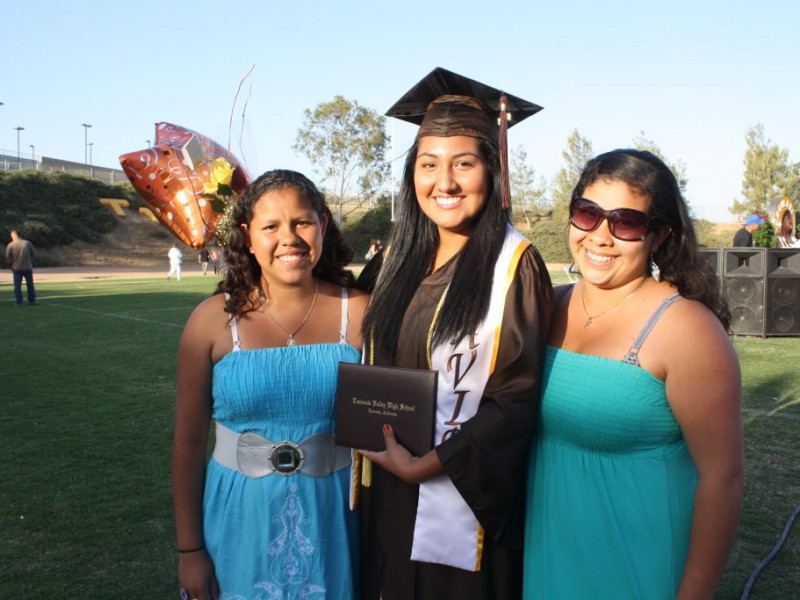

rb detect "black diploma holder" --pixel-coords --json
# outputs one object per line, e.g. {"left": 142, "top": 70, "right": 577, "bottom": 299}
{"left": 335, "top": 363, "right": 437, "bottom": 457}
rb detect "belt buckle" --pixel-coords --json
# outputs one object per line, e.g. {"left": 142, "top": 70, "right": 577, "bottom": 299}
{"left": 270, "top": 441, "right": 304, "bottom": 476}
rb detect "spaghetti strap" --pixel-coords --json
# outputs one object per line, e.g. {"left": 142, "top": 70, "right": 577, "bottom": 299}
{"left": 621, "top": 293, "right": 681, "bottom": 366}
{"left": 339, "top": 287, "right": 349, "bottom": 344}
{"left": 224, "top": 293, "right": 242, "bottom": 352}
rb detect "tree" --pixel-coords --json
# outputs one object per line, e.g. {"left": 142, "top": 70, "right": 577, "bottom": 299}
{"left": 631, "top": 132, "right": 689, "bottom": 195}
{"left": 509, "top": 145, "right": 549, "bottom": 228}
{"left": 731, "top": 123, "right": 800, "bottom": 217}
{"left": 293, "top": 96, "right": 389, "bottom": 222}
{"left": 551, "top": 130, "right": 594, "bottom": 223}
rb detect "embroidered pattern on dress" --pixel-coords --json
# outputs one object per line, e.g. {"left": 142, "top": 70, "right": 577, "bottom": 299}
{"left": 238, "top": 480, "right": 326, "bottom": 600}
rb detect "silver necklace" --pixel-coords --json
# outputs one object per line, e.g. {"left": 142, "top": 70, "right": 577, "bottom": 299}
{"left": 581, "top": 277, "right": 648, "bottom": 328}
{"left": 263, "top": 278, "right": 319, "bottom": 346}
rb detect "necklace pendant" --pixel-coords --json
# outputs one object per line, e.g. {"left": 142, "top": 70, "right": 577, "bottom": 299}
{"left": 286, "top": 336, "right": 296, "bottom": 346}
{"left": 584, "top": 319, "right": 592, "bottom": 328}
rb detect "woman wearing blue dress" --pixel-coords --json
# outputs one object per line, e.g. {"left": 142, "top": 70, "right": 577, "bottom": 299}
{"left": 172, "top": 170, "right": 368, "bottom": 600}
{"left": 523, "top": 150, "right": 743, "bottom": 599}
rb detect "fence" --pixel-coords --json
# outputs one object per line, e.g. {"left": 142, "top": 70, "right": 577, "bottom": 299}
{"left": 0, "top": 152, "right": 128, "bottom": 185}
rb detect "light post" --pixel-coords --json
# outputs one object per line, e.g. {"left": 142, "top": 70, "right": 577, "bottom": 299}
{"left": 146, "top": 139, "right": 151, "bottom": 147}
{"left": 14, "top": 126, "right": 24, "bottom": 170}
{"left": 30, "top": 144, "right": 36, "bottom": 171}
{"left": 88, "top": 142, "right": 94, "bottom": 178}
{"left": 82, "top": 123, "right": 92, "bottom": 164}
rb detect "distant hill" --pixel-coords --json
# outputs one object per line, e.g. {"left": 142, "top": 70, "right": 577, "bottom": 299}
{"left": 0, "top": 169, "right": 199, "bottom": 267}
{"left": 35, "top": 211, "right": 197, "bottom": 267}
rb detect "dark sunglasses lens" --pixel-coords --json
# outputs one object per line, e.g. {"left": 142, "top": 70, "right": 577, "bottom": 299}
{"left": 570, "top": 202, "right": 603, "bottom": 231}
{"left": 608, "top": 210, "right": 650, "bottom": 240}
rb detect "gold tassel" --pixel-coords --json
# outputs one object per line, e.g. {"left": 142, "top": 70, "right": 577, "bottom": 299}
{"left": 361, "top": 455, "right": 372, "bottom": 488}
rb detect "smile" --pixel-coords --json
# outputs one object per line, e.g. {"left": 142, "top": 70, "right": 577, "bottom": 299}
{"left": 586, "top": 249, "right": 614, "bottom": 263}
{"left": 277, "top": 253, "right": 308, "bottom": 263}
{"left": 434, "top": 196, "right": 463, "bottom": 207}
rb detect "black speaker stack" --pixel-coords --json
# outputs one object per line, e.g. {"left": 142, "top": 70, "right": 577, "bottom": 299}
{"left": 700, "top": 247, "right": 800, "bottom": 337}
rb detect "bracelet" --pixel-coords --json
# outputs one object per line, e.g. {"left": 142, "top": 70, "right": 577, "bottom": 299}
{"left": 178, "top": 545, "right": 205, "bottom": 554}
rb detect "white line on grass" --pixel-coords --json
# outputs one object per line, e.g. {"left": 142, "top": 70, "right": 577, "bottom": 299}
{"left": 742, "top": 408, "right": 800, "bottom": 421}
{"left": 43, "top": 302, "right": 186, "bottom": 329}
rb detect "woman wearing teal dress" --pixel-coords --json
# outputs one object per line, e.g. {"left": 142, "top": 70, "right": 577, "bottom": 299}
{"left": 523, "top": 150, "right": 743, "bottom": 599}
{"left": 172, "top": 170, "right": 368, "bottom": 599}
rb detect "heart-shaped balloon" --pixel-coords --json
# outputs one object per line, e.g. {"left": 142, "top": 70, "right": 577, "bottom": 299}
{"left": 119, "top": 122, "right": 250, "bottom": 249}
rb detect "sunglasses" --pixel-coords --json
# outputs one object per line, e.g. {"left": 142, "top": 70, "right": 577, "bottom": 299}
{"left": 569, "top": 198, "right": 654, "bottom": 241}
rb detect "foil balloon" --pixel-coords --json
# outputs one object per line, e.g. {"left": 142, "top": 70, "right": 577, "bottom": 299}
{"left": 119, "top": 122, "right": 249, "bottom": 249}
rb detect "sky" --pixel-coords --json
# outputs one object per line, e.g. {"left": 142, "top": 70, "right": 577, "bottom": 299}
{"left": 2, "top": 0, "right": 798, "bottom": 223}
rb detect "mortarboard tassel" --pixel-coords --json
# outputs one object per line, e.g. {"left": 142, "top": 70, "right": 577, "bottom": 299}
{"left": 498, "top": 94, "right": 511, "bottom": 211}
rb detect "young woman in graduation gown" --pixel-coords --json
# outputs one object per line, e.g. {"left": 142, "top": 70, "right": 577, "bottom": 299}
{"left": 356, "top": 68, "right": 552, "bottom": 600}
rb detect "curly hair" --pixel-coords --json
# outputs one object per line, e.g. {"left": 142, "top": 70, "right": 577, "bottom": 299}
{"left": 216, "top": 169, "right": 354, "bottom": 320}
{"left": 362, "top": 138, "right": 508, "bottom": 364}
{"left": 571, "top": 149, "right": 731, "bottom": 329}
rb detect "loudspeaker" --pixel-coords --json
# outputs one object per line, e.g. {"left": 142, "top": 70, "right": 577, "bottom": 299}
{"left": 722, "top": 248, "right": 766, "bottom": 336}
{"left": 765, "top": 248, "right": 800, "bottom": 337}
{"left": 699, "top": 247, "right": 722, "bottom": 280}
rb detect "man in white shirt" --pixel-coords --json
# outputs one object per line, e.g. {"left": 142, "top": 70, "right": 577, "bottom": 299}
{"left": 167, "top": 244, "right": 183, "bottom": 281}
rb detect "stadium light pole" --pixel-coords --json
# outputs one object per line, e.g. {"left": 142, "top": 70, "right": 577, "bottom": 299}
{"left": 82, "top": 123, "right": 92, "bottom": 164}
{"left": 14, "top": 126, "right": 24, "bottom": 170}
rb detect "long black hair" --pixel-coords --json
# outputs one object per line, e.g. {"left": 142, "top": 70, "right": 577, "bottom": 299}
{"left": 362, "top": 138, "right": 508, "bottom": 364}
{"left": 571, "top": 149, "right": 730, "bottom": 329}
{"left": 217, "top": 169, "right": 354, "bottom": 319}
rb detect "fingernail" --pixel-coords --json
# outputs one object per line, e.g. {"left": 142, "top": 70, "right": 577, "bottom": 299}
{"left": 383, "top": 424, "right": 391, "bottom": 432}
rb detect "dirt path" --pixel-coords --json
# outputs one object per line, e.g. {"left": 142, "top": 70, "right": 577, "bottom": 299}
{"left": 0, "top": 264, "right": 215, "bottom": 284}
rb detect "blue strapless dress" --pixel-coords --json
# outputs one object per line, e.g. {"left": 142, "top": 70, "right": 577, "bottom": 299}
{"left": 203, "top": 343, "right": 360, "bottom": 600}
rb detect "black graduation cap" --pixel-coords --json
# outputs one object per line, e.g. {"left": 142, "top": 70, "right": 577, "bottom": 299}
{"left": 386, "top": 67, "right": 542, "bottom": 134}
{"left": 386, "top": 67, "right": 543, "bottom": 209}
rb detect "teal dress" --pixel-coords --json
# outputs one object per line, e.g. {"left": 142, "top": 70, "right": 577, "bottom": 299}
{"left": 203, "top": 341, "right": 360, "bottom": 599}
{"left": 523, "top": 295, "right": 697, "bottom": 599}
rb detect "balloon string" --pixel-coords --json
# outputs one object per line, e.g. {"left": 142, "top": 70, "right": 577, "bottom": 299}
{"left": 228, "top": 64, "right": 256, "bottom": 153}
{"left": 238, "top": 82, "right": 254, "bottom": 175}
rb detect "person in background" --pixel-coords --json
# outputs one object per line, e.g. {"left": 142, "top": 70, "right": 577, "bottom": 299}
{"left": 168, "top": 244, "right": 183, "bottom": 280}
{"left": 198, "top": 247, "right": 210, "bottom": 275}
{"left": 172, "top": 169, "right": 368, "bottom": 599}
{"left": 209, "top": 246, "right": 221, "bottom": 275}
{"left": 775, "top": 209, "right": 799, "bottom": 248}
{"left": 523, "top": 149, "right": 743, "bottom": 599}
{"left": 364, "top": 237, "right": 383, "bottom": 261}
{"left": 356, "top": 68, "right": 552, "bottom": 600}
{"left": 732, "top": 214, "right": 764, "bottom": 247}
{"left": 5, "top": 230, "right": 37, "bottom": 306}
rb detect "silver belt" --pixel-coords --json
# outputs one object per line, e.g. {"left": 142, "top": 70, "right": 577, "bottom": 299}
{"left": 212, "top": 422, "right": 352, "bottom": 478}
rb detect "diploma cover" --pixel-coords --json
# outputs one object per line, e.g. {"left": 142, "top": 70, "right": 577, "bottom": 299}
{"left": 335, "top": 363, "right": 437, "bottom": 457}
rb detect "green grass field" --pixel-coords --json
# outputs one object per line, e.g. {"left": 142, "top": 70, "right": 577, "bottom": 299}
{"left": 0, "top": 272, "right": 798, "bottom": 598}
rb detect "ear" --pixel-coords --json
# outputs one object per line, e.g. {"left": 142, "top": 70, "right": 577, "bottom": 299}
{"left": 241, "top": 223, "right": 251, "bottom": 246}
{"left": 650, "top": 225, "right": 672, "bottom": 253}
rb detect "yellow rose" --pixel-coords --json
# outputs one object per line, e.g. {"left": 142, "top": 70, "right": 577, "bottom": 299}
{"left": 202, "top": 180, "right": 219, "bottom": 195}
{"left": 207, "top": 157, "right": 235, "bottom": 189}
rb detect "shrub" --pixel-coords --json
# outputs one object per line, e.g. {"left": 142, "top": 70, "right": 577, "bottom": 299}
{"left": 341, "top": 197, "right": 393, "bottom": 259}
{"left": 0, "top": 169, "right": 122, "bottom": 248}
{"left": 524, "top": 219, "right": 571, "bottom": 264}
{"left": 694, "top": 219, "right": 735, "bottom": 248}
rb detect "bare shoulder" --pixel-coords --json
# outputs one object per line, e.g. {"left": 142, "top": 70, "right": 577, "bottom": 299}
{"left": 660, "top": 295, "right": 730, "bottom": 345}
{"left": 653, "top": 295, "right": 739, "bottom": 378}
{"left": 182, "top": 293, "right": 228, "bottom": 341}
{"left": 345, "top": 286, "right": 368, "bottom": 348}
{"left": 347, "top": 286, "right": 370, "bottom": 309}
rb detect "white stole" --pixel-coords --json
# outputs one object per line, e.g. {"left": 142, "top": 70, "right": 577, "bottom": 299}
{"left": 410, "top": 226, "right": 530, "bottom": 571}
